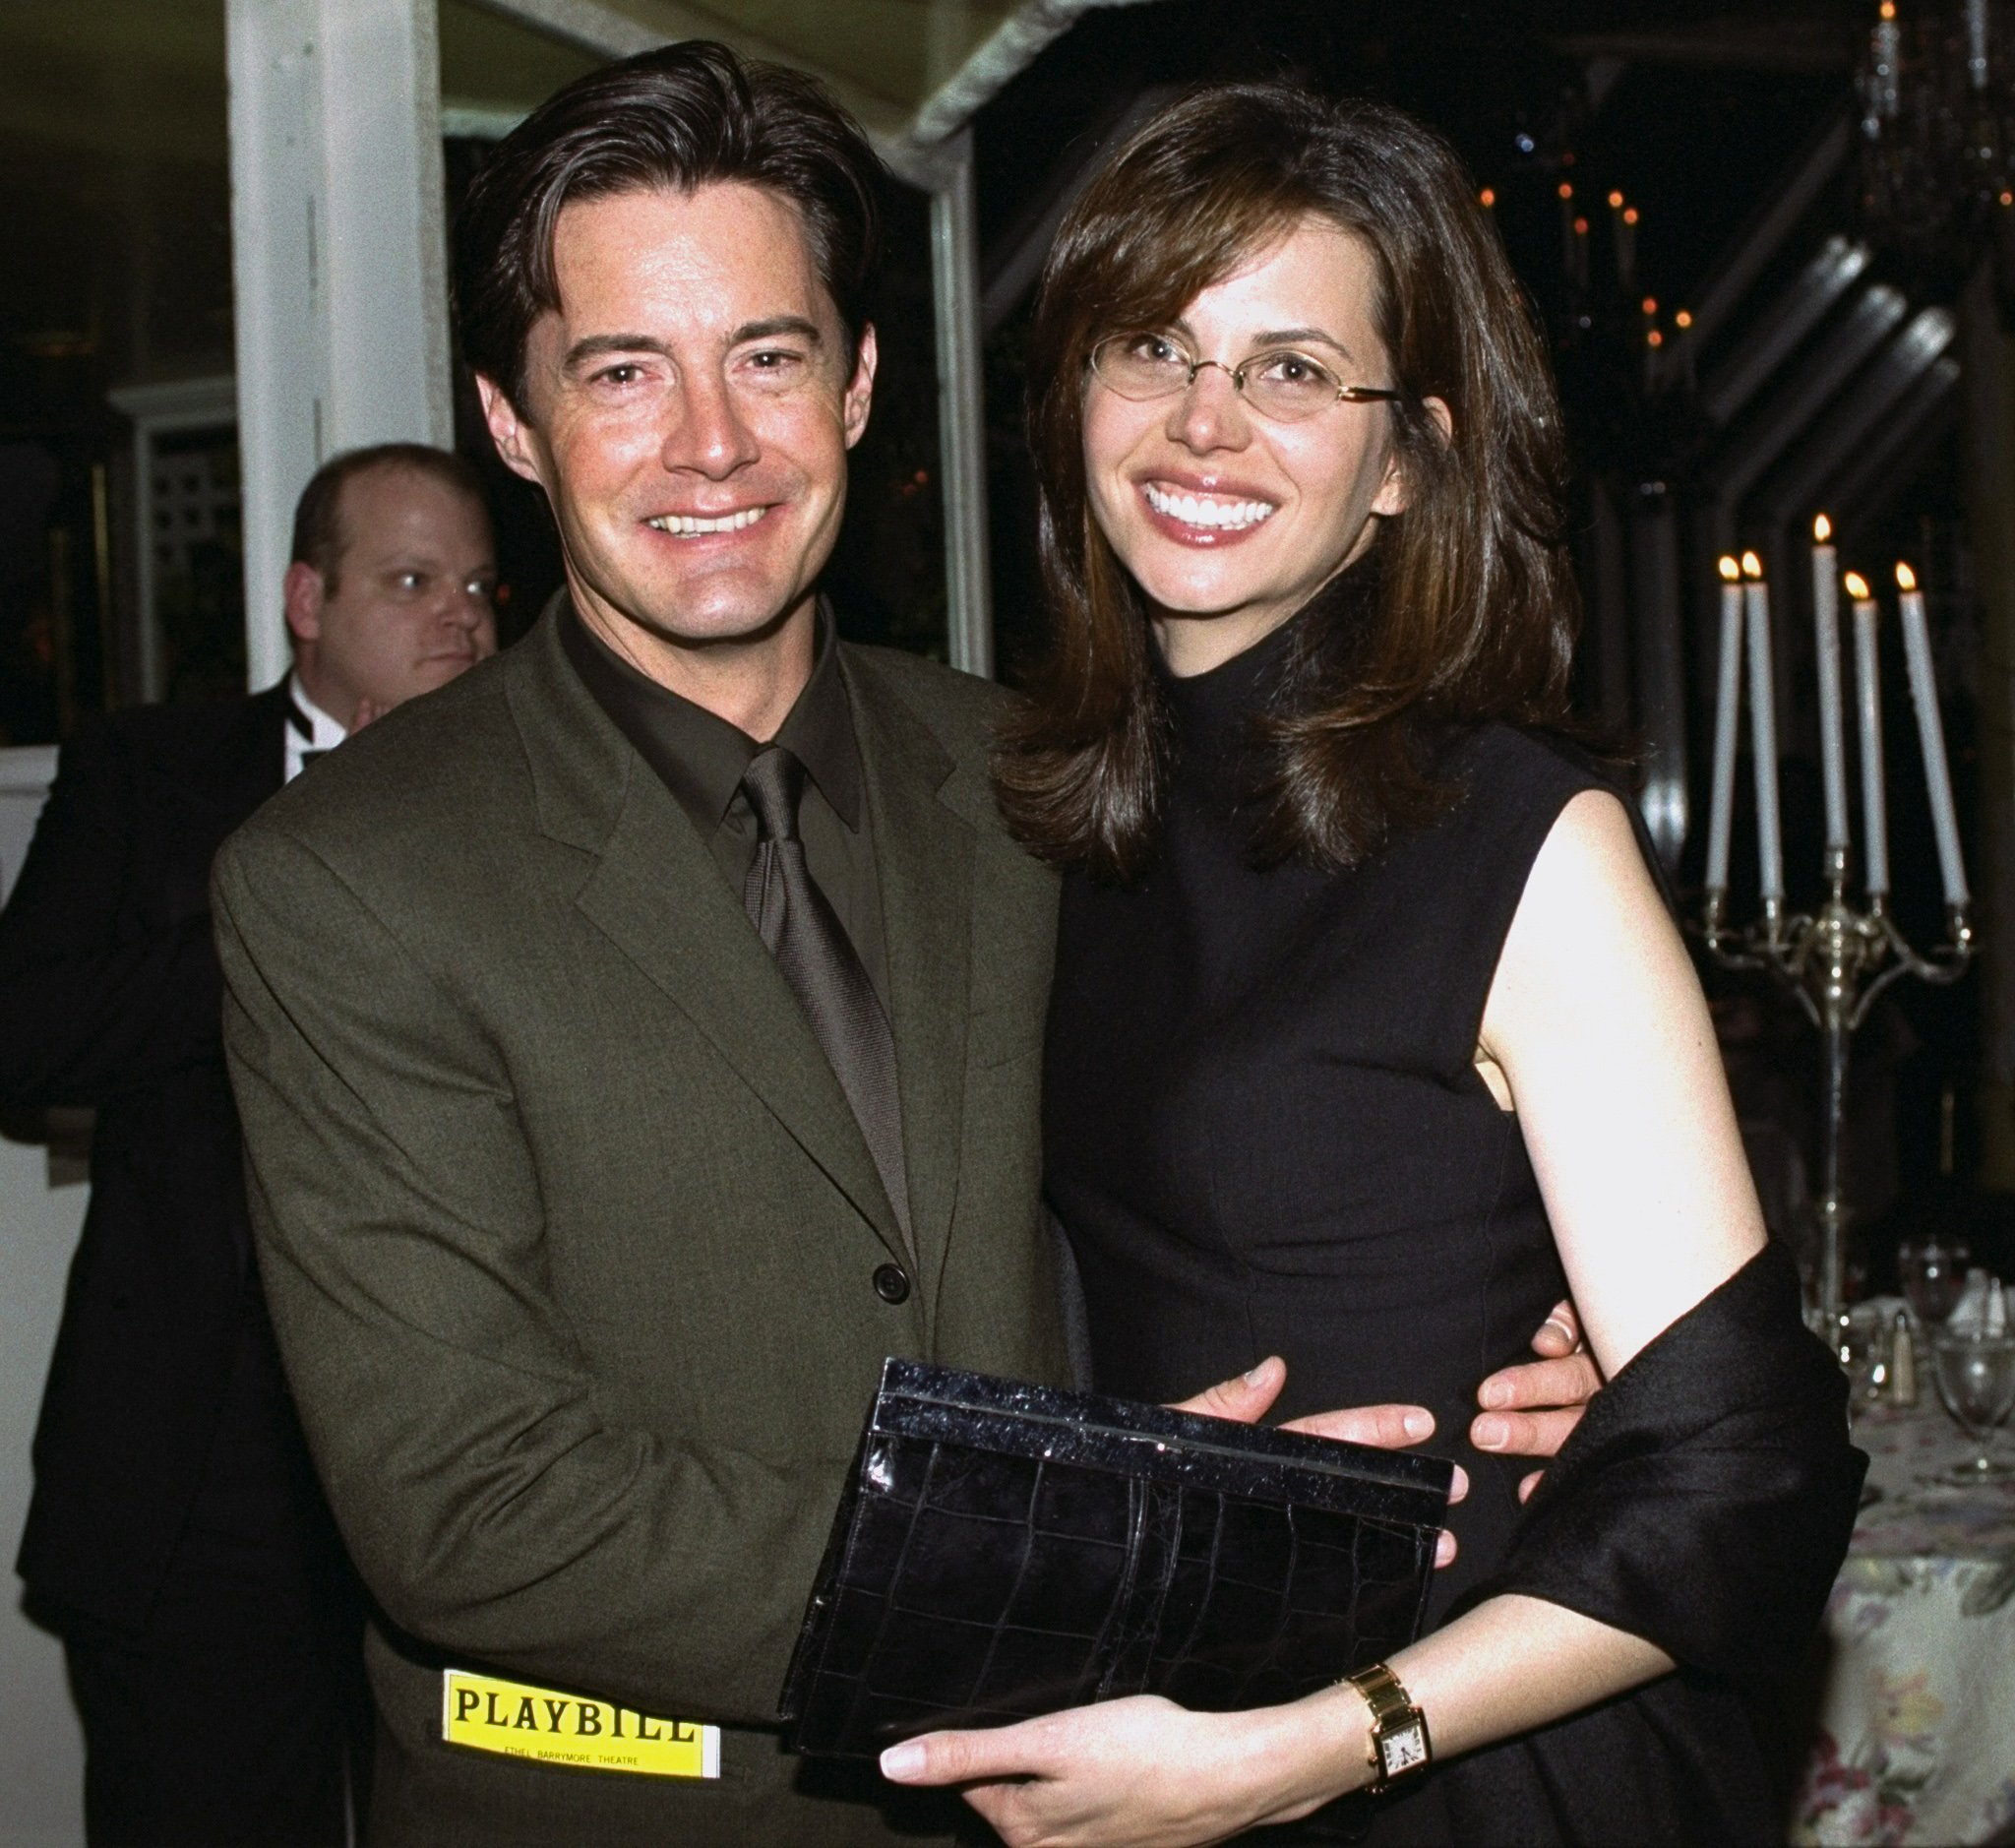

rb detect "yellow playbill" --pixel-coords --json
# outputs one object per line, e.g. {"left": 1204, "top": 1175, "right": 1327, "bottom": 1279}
{"left": 441, "top": 1669, "right": 721, "bottom": 1779}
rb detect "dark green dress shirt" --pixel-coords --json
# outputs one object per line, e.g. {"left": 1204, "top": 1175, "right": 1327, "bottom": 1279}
{"left": 558, "top": 597, "right": 888, "bottom": 1006}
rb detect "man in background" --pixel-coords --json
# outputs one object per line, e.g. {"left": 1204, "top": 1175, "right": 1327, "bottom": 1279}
{"left": 0, "top": 442, "right": 496, "bottom": 1845}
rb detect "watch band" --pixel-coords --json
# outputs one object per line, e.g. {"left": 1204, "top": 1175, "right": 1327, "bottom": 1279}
{"left": 1344, "top": 1661, "right": 1433, "bottom": 1792}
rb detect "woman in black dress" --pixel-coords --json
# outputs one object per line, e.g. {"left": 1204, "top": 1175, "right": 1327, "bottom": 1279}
{"left": 881, "top": 85, "right": 1862, "bottom": 1845}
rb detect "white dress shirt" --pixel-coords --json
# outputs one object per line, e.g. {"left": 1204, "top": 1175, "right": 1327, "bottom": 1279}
{"left": 284, "top": 674, "right": 348, "bottom": 785}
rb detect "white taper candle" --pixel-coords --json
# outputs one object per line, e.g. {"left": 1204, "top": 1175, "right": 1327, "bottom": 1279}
{"left": 1811, "top": 516, "right": 1850, "bottom": 852}
{"left": 1706, "top": 558, "right": 1743, "bottom": 893}
{"left": 1897, "top": 562, "right": 1969, "bottom": 906}
{"left": 1847, "top": 574, "right": 1889, "bottom": 895}
{"left": 1742, "top": 553, "right": 1784, "bottom": 902}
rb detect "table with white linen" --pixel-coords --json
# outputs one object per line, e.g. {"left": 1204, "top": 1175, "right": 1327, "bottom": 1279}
{"left": 1791, "top": 1394, "right": 2015, "bottom": 1846}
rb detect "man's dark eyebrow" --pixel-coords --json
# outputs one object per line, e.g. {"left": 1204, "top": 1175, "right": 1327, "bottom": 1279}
{"left": 733, "top": 316, "right": 824, "bottom": 346}
{"left": 561, "top": 319, "right": 826, "bottom": 373}
{"left": 563, "top": 334, "right": 670, "bottom": 371}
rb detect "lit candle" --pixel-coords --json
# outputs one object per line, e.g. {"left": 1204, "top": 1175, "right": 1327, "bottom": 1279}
{"left": 1846, "top": 573, "right": 1889, "bottom": 895}
{"left": 1743, "top": 551, "right": 1784, "bottom": 902}
{"left": 1706, "top": 555, "right": 1744, "bottom": 894}
{"left": 1811, "top": 515, "right": 1850, "bottom": 853}
{"left": 1897, "top": 561, "right": 1970, "bottom": 906}
{"left": 1609, "top": 193, "right": 1642, "bottom": 294}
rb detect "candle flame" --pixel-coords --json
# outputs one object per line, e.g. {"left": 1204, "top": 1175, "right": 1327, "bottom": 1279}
{"left": 1622, "top": 206, "right": 1640, "bottom": 224}
{"left": 1880, "top": 0, "right": 1895, "bottom": 17}
{"left": 1845, "top": 572, "right": 1871, "bottom": 600}
{"left": 1641, "top": 296, "right": 1658, "bottom": 315}
{"left": 1479, "top": 187, "right": 1496, "bottom": 208}
{"left": 1719, "top": 555, "right": 1740, "bottom": 582}
{"left": 1557, "top": 181, "right": 1573, "bottom": 200}
{"left": 1573, "top": 216, "right": 1589, "bottom": 234}
{"left": 1740, "top": 551, "right": 1763, "bottom": 580}
{"left": 1813, "top": 513, "right": 1832, "bottom": 542}
{"left": 1895, "top": 561, "right": 1918, "bottom": 592}
{"left": 1647, "top": 329, "right": 1664, "bottom": 346}
{"left": 1607, "top": 190, "right": 1624, "bottom": 209}
{"left": 1674, "top": 307, "right": 1690, "bottom": 326}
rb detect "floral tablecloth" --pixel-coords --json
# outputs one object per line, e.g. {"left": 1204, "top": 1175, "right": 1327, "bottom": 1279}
{"left": 1792, "top": 1394, "right": 2015, "bottom": 1845}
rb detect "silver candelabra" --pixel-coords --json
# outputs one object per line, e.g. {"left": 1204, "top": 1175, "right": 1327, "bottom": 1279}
{"left": 1702, "top": 543, "right": 1975, "bottom": 1330}
{"left": 1702, "top": 864, "right": 1971, "bottom": 1326}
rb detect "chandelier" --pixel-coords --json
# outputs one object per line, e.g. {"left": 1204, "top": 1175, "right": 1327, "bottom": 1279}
{"left": 1857, "top": 0, "right": 2015, "bottom": 271}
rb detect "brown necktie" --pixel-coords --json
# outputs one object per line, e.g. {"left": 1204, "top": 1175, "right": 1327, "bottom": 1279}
{"left": 740, "top": 746, "right": 911, "bottom": 1253}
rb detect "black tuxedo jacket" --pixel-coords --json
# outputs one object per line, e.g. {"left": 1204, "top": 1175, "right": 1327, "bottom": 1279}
{"left": 1, "top": 686, "right": 294, "bottom": 1629}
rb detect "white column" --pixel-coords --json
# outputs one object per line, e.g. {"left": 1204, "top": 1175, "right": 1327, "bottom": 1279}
{"left": 226, "top": 0, "right": 452, "bottom": 692}
{"left": 926, "top": 130, "right": 994, "bottom": 680}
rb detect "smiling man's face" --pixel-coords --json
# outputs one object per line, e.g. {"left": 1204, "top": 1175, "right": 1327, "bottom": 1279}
{"left": 482, "top": 181, "right": 873, "bottom": 674}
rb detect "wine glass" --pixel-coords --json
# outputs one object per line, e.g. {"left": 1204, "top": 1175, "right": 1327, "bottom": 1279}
{"left": 1900, "top": 1238, "right": 1970, "bottom": 1327}
{"left": 1834, "top": 1307, "right": 1890, "bottom": 1414}
{"left": 1932, "top": 1331, "right": 2015, "bottom": 1480}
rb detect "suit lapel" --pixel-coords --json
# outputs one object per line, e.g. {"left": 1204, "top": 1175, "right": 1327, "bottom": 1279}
{"left": 842, "top": 650, "right": 974, "bottom": 1323}
{"left": 507, "top": 617, "right": 908, "bottom": 1263}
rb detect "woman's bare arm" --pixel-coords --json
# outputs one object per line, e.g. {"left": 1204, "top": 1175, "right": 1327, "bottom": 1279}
{"left": 1479, "top": 787, "right": 1765, "bottom": 1378}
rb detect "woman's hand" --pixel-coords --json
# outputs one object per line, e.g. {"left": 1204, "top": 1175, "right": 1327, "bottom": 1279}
{"left": 1170, "top": 1361, "right": 1466, "bottom": 1565}
{"left": 1472, "top": 1296, "right": 1604, "bottom": 1503}
{"left": 878, "top": 1690, "right": 1366, "bottom": 1848}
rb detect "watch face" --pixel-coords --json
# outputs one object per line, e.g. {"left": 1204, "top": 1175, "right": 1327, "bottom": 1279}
{"left": 1378, "top": 1720, "right": 1430, "bottom": 1776}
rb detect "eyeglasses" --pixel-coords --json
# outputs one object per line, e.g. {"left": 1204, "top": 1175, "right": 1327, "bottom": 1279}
{"left": 1088, "top": 332, "right": 1404, "bottom": 423}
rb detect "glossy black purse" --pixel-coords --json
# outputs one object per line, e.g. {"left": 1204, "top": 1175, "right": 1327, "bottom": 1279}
{"left": 779, "top": 1360, "right": 1453, "bottom": 1756}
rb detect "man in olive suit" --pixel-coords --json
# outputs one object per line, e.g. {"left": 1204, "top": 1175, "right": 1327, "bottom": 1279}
{"left": 213, "top": 43, "right": 1591, "bottom": 1848}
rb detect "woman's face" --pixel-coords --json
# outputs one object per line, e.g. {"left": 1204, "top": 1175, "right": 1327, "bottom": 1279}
{"left": 1082, "top": 216, "right": 1422, "bottom": 677}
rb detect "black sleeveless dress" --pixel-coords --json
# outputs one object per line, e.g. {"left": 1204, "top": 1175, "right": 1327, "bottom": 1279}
{"left": 1043, "top": 614, "right": 1858, "bottom": 1844}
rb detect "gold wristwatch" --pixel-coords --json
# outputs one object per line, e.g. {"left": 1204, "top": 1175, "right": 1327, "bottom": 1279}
{"left": 1344, "top": 1662, "right": 1432, "bottom": 1792}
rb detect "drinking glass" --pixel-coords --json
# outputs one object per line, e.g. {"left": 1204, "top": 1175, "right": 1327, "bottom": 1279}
{"left": 1932, "top": 1331, "right": 2015, "bottom": 1479}
{"left": 1900, "top": 1238, "right": 1970, "bottom": 1327}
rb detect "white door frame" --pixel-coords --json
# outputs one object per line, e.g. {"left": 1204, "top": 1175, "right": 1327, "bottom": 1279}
{"left": 104, "top": 374, "right": 238, "bottom": 704}
{"left": 226, "top": 0, "right": 454, "bottom": 692}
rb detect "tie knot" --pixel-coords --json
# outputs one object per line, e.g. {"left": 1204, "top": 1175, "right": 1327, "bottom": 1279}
{"left": 741, "top": 745, "right": 808, "bottom": 844}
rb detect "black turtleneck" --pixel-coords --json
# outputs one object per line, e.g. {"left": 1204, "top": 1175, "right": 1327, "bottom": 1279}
{"left": 1047, "top": 610, "right": 1581, "bottom": 1625}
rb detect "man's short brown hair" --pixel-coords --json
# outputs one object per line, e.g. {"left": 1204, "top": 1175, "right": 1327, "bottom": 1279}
{"left": 289, "top": 444, "right": 487, "bottom": 594}
{"left": 452, "top": 40, "right": 884, "bottom": 412}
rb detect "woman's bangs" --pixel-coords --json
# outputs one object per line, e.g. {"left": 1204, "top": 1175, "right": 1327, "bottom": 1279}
{"left": 1067, "top": 182, "right": 1306, "bottom": 359}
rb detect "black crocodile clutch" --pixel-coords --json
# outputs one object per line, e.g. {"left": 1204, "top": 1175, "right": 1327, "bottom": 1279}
{"left": 779, "top": 1359, "right": 1453, "bottom": 1757}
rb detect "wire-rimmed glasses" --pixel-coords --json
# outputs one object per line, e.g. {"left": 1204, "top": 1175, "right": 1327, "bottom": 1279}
{"left": 1088, "top": 332, "right": 1404, "bottom": 423}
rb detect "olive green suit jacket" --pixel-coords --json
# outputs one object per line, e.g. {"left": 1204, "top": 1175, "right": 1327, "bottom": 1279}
{"left": 213, "top": 612, "right": 1071, "bottom": 1845}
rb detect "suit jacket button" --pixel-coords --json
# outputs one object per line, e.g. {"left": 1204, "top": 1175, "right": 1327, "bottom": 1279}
{"left": 873, "top": 1263, "right": 910, "bottom": 1305}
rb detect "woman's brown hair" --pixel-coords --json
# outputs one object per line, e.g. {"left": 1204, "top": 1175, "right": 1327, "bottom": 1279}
{"left": 993, "top": 83, "right": 1580, "bottom": 879}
